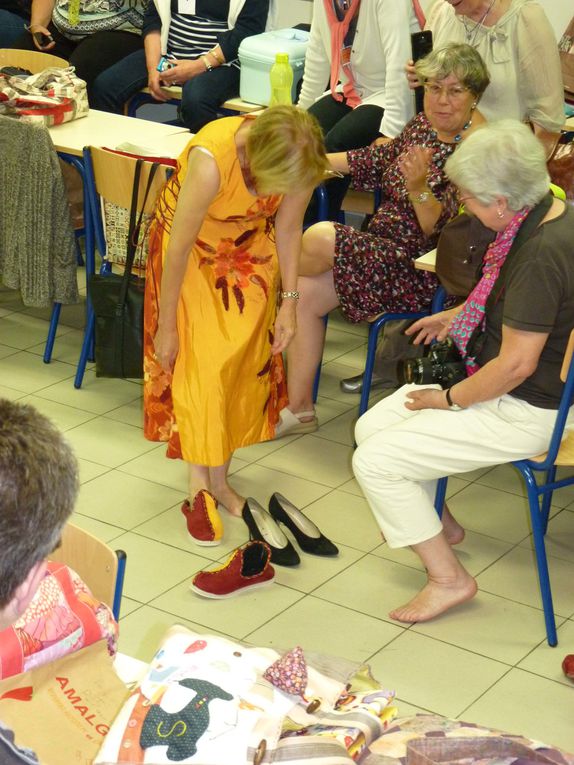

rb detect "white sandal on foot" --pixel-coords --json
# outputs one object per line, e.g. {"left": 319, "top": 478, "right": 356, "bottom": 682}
{"left": 274, "top": 407, "right": 318, "bottom": 438}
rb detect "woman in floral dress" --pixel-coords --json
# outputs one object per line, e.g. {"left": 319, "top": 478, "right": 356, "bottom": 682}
{"left": 276, "top": 44, "right": 490, "bottom": 437}
{"left": 144, "top": 105, "right": 328, "bottom": 519}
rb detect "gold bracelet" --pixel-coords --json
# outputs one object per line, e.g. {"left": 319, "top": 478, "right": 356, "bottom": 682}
{"left": 201, "top": 55, "right": 212, "bottom": 72}
{"left": 281, "top": 290, "right": 300, "bottom": 300}
{"left": 208, "top": 49, "right": 224, "bottom": 64}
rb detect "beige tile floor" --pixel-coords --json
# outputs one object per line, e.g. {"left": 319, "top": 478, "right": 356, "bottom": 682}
{"left": 1, "top": 284, "right": 574, "bottom": 751}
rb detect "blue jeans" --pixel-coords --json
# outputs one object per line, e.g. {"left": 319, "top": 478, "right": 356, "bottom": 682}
{"left": 91, "top": 50, "right": 240, "bottom": 132}
{"left": 0, "top": 10, "right": 27, "bottom": 47}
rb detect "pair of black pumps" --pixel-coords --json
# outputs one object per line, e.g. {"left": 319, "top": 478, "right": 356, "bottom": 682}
{"left": 241, "top": 492, "right": 338, "bottom": 567}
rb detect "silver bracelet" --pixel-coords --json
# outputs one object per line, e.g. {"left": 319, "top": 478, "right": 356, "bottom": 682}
{"left": 281, "top": 290, "right": 300, "bottom": 300}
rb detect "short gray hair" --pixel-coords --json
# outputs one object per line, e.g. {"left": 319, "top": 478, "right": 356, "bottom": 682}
{"left": 0, "top": 399, "right": 78, "bottom": 607}
{"left": 445, "top": 120, "right": 550, "bottom": 210}
{"left": 415, "top": 43, "right": 490, "bottom": 98}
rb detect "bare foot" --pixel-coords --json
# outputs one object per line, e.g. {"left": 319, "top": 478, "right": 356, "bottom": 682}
{"left": 442, "top": 505, "right": 465, "bottom": 546}
{"left": 212, "top": 485, "right": 245, "bottom": 517}
{"left": 389, "top": 573, "right": 477, "bottom": 623}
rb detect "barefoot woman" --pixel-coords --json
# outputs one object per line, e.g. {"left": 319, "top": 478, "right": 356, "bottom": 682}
{"left": 353, "top": 121, "right": 574, "bottom": 623}
{"left": 144, "top": 106, "right": 328, "bottom": 521}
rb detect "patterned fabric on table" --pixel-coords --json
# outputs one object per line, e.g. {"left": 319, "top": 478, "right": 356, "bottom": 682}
{"left": 364, "top": 714, "right": 574, "bottom": 765}
{"left": 332, "top": 112, "right": 459, "bottom": 323}
{"left": 95, "top": 625, "right": 398, "bottom": 765}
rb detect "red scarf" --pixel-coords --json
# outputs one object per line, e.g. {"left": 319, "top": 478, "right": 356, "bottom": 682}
{"left": 323, "top": 0, "right": 362, "bottom": 108}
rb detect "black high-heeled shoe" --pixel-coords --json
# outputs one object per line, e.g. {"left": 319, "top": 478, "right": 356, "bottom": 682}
{"left": 268, "top": 493, "right": 339, "bottom": 556}
{"left": 242, "top": 499, "right": 300, "bottom": 567}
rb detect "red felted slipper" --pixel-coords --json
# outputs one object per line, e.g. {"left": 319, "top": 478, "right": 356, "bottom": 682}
{"left": 181, "top": 490, "right": 223, "bottom": 546}
{"left": 190, "top": 540, "right": 275, "bottom": 598}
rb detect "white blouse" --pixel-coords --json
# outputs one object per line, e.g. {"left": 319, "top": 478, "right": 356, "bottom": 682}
{"left": 426, "top": 0, "right": 564, "bottom": 132}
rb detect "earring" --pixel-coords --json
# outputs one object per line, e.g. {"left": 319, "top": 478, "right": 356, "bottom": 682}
{"left": 471, "top": 101, "right": 477, "bottom": 110}
{"left": 496, "top": 209, "right": 504, "bottom": 219}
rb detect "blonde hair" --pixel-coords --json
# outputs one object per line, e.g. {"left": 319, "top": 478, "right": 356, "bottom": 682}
{"left": 247, "top": 105, "right": 329, "bottom": 196}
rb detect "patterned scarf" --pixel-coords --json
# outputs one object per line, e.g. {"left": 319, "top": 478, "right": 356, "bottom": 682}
{"left": 323, "top": 0, "right": 362, "bottom": 108}
{"left": 448, "top": 206, "right": 531, "bottom": 375}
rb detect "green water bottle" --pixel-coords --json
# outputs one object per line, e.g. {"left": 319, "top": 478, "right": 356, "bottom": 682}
{"left": 269, "top": 52, "right": 293, "bottom": 106}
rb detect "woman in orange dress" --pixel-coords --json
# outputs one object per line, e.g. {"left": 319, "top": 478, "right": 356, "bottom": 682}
{"left": 143, "top": 105, "right": 328, "bottom": 527}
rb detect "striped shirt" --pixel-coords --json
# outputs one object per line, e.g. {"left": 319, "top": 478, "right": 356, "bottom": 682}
{"left": 167, "top": 13, "right": 238, "bottom": 66}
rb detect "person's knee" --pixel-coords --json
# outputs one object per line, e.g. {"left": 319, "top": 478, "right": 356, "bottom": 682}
{"left": 352, "top": 442, "right": 379, "bottom": 485}
{"left": 301, "top": 222, "right": 336, "bottom": 273}
{"left": 179, "top": 77, "right": 216, "bottom": 132}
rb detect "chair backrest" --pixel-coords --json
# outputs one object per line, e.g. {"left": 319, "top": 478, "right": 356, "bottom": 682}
{"left": 48, "top": 523, "right": 120, "bottom": 615}
{"left": 84, "top": 146, "right": 173, "bottom": 260}
{"left": 0, "top": 48, "right": 69, "bottom": 73}
{"left": 534, "top": 328, "right": 574, "bottom": 468}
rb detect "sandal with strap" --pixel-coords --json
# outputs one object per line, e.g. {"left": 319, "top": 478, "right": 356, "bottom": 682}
{"left": 274, "top": 407, "right": 318, "bottom": 439}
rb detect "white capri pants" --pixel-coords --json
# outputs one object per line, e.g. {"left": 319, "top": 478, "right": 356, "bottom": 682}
{"left": 352, "top": 384, "right": 559, "bottom": 549}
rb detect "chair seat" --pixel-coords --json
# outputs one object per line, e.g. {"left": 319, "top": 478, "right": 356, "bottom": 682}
{"left": 529, "top": 429, "right": 574, "bottom": 465}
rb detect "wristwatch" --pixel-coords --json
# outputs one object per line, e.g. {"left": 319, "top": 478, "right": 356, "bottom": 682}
{"left": 445, "top": 387, "right": 463, "bottom": 411}
{"left": 410, "top": 189, "right": 432, "bottom": 204}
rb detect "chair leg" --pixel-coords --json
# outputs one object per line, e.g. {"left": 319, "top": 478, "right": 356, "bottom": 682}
{"left": 112, "top": 549, "right": 127, "bottom": 621}
{"left": 43, "top": 302, "right": 62, "bottom": 364}
{"left": 541, "top": 465, "right": 556, "bottom": 533}
{"left": 359, "top": 316, "right": 386, "bottom": 418}
{"left": 75, "top": 311, "right": 95, "bottom": 388}
{"left": 516, "top": 463, "right": 558, "bottom": 646}
{"left": 434, "top": 477, "right": 448, "bottom": 519}
{"left": 312, "top": 314, "right": 329, "bottom": 403}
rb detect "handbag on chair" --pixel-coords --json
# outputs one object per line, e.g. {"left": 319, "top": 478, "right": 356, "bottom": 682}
{"left": 88, "top": 159, "right": 159, "bottom": 379}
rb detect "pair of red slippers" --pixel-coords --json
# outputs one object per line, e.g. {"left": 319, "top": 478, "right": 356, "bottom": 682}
{"left": 182, "top": 490, "right": 274, "bottom": 599}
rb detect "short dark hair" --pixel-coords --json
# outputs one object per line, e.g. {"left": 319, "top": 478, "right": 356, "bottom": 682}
{"left": 0, "top": 399, "right": 78, "bottom": 607}
{"left": 415, "top": 42, "right": 490, "bottom": 98}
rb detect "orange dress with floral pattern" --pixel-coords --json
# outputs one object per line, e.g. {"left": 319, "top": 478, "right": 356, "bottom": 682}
{"left": 143, "top": 117, "right": 288, "bottom": 466}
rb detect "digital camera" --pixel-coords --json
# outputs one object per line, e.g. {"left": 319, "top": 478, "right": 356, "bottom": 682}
{"left": 397, "top": 337, "right": 467, "bottom": 388}
{"left": 157, "top": 56, "right": 175, "bottom": 73}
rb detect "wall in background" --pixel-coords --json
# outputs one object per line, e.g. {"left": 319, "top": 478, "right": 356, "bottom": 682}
{"left": 276, "top": 0, "right": 570, "bottom": 39}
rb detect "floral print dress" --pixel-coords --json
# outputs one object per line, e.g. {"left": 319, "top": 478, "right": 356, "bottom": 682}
{"left": 143, "top": 117, "right": 287, "bottom": 466}
{"left": 333, "top": 112, "right": 460, "bottom": 322}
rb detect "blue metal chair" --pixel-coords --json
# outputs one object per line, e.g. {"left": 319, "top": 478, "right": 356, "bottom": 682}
{"left": 433, "top": 329, "right": 574, "bottom": 647}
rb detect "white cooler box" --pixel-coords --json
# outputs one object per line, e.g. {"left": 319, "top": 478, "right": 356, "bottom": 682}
{"left": 238, "top": 28, "right": 310, "bottom": 106}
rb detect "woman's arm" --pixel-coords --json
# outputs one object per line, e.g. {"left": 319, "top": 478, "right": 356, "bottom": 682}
{"left": 272, "top": 188, "right": 313, "bottom": 354}
{"left": 406, "top": 305, "right": 466, "bottom": 345}
{"left": 368, "top": 0, "right": 416, "bottom": 138}
{"left": 154, "top": 149, "right": 220, "bottom": 370}
{"left": 28, "top": 0, "right": 55, "bottom": 48}
{"left": 144, "top": 30, "right": 172, "bottom": 101}
{"left": 297, "top": 0, "right": 331, "bottom": 110}
{"left": 517, "top": 4, "right": 564, "bottom": 146}
{"left": 399, "top": 146, "right": 443, "bottom": 236}
{"left": 405, "top": 325, "right": 549, "bottom": 411}
{"left": 328, "top": 152, "right": 350, "bottom": 175}
{"left": 217, "top": 0, "right": 269, "bottom": 62}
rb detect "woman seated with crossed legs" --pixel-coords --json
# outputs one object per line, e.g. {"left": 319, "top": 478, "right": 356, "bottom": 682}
{"left": 275, "top": 43, "right": 489, "bottom": 438}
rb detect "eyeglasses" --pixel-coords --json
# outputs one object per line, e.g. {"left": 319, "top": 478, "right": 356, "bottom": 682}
{"left": 424, "top": 83, "right": 470, "bottom": 101}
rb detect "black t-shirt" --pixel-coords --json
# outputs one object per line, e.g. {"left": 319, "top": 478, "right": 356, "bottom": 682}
{"left": 476, "top": 204, "right": 574, "bottom": 409}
